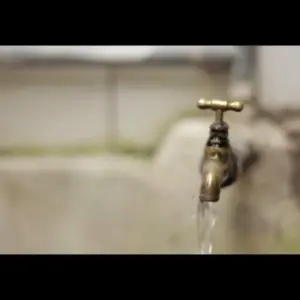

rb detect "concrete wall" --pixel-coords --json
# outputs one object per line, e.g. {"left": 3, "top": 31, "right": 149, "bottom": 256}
{"left": 0, "top": 65, "right": 229, "bottom": 148}
{"left": 257, "top": 46, "right": 300, "bottom": 111}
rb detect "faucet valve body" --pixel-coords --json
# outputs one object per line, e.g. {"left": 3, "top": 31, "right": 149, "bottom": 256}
{"left": 197, "top": 99, "right": 243, "bottom": 202}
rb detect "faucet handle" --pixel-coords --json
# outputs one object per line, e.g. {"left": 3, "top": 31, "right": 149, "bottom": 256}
{"left": 197, "top": 99, "right": 244, "bottom": 112}
{"left": 197, "top": 99, "right": 244, "bottom": 123}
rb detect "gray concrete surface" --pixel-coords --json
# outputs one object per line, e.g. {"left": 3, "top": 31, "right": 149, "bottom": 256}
{"left": 0, "top": 156, "right": 184, "bottom": 254}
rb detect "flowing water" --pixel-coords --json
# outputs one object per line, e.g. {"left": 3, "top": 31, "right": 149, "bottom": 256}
{"left": 196, "top": 201, "right": 218, "bottom": 254}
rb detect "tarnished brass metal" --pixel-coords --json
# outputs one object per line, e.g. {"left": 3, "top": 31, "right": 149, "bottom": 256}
{"left": 197, "top": 99, "right": 244, "bottom": 112}
{"left": 198, "top": 99, "right": 243, "bottom": 202}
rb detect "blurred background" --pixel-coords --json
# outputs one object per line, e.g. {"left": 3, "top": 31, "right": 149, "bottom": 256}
{"left": 0, "top": 45, "right": 298, "bottom": 254}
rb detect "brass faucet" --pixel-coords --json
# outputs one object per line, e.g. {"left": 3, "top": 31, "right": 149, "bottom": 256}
{"left": 197, "top": 99, "right": 244, "bottom": 202}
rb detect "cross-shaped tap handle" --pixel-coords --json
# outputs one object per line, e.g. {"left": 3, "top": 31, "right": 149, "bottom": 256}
{"left": 197, "top": 99, "right": 244, "bottom": 123}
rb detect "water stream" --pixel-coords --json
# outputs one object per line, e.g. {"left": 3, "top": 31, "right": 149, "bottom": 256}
{"left": 196, "top": 201, "right": 218, "bottom": 254}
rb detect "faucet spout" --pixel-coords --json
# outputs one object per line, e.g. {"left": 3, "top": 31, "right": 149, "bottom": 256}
{"left": 197, "top": 99, "right": 244, "bottom": 203}
{"left": 200, "top": 161, "right": 224, "bottom": 203}
{"left": 199, "top": 121, "right": 238, "bottom": 203}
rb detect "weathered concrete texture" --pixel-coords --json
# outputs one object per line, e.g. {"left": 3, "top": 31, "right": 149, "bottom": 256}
{"left": 228, "top": 119, "right": 291, "bottom": 252}
{"left": 226, "top": 118, "right": 300, "bottom": 253}
{"left": 0, "top": 157, "right": 180, "bottom": 254}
